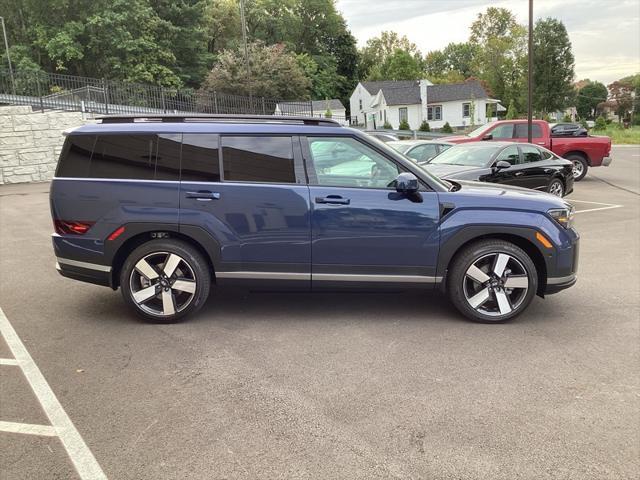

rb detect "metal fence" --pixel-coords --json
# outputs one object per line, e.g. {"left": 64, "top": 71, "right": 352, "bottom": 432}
{"left": 0, "top": 69, "right": 347, "bottom": 122}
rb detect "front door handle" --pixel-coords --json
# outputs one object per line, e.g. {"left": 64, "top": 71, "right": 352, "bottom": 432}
{"left": 315, "top": 195, "right": 350, "bottom": 205}
{"left": 515, "top": 171, "right": 524, "bottom": 176}
{"left": 185, "top": 190, "right": 221, "bottom": 201}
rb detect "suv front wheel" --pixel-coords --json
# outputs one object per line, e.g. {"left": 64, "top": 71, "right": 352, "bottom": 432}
{"left": 120, "top": 239, "right": 211, "bottom": 323}
{"left": 447, "top": 240, "right": 538, "bottom": 323}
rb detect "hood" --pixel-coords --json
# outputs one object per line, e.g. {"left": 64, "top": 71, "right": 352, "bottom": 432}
{"left": 440, "top": 134, "right": 473, "bottom": 144}
{"left": 422, "top": 163, "right": 484, "bottom": 179}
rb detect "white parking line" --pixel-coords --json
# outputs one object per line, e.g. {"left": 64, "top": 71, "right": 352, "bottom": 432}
{"left": 0, "top": 420, "right": 57, "bottom": 436}
{"left": 0, "top": 307, "right": 108, "bottom": 480}
{"left": 568, "top": 199, "right": 624, "bottom": 214}
{"left": 0, "top": 358, "right": 19, "bottom": 365}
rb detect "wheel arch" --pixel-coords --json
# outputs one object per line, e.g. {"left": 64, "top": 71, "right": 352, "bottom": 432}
{"left": 439, "top": 228, "right": 548, "bottom": 296}
{"left": 563, "top": 150, "right": 590, "bottom": 165}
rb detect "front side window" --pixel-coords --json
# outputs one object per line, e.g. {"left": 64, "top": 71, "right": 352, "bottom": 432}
{"left": 221, "top": 136, "right": 295, "bottom": 183}
{"left": 520, "top": 145, "right": 543, "bottom": 163}
{"left": 490, "top": 123, "right": 514, "bottom": 139}
{"left": 307, "top": 137, "right": 400, "bottom": 189}
{"left": 399, "top": 107, "right": 408, "bottom": 123}
{"left": 495, "top": 145, "right": 520, "bottom": 165}
{"left": 462, "top": 103, "right": 471, "bottom": 118}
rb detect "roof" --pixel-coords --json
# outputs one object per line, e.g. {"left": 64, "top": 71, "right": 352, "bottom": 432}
{"left": 276, "top": 99, "right": 345, "bottom": 112}
{"left": 362, "top": 79, "right": 490, "bottom": 106}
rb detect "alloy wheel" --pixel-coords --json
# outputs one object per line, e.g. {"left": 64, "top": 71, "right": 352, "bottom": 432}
{"left": 129, "top": 252, "right": 197, "bottom": 317}
{"left": 463, "top": 252, "right": 529, "bottom": 317}
{"left": 572, "top": 160, "right": 584, "bottom": 179}
{"left": 549, "top": 180, "right": 564, "bottom": 197}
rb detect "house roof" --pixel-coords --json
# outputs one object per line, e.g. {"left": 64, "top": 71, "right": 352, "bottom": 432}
{"left": 276, "top": 99, "right": 345, "bottom": 113}
{"left": 362, "top": 79, "right": 490, "bottom": 106}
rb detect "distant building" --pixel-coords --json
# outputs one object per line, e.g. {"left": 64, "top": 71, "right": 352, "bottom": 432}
{"left": 349, "top": 79, "right": 503, "bottom": 130}
{"left": 275, "top": 99, "right": 348, "bottom": 125}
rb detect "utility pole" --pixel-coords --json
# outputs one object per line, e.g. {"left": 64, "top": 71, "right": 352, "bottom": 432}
{"left": 0, "top": 16, "right": 15, "bottom": 95}
{"left": 527, "top": 0, "right": 533, "bottom": 142}
{"left": 238, "top": 0, "right": 251, "bottom": 99}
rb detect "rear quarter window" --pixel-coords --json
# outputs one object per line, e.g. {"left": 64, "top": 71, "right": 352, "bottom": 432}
{"left": 56, "top": 135, "right": 95, "bottom": 178}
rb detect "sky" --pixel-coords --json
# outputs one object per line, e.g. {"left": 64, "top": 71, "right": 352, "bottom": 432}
{"left": 335, "top": 0, "right": 640, "bottom": 85}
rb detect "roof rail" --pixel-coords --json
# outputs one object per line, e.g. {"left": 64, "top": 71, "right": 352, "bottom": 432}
{"left": 97, "top": 114, "right": 341, "bottom": 127}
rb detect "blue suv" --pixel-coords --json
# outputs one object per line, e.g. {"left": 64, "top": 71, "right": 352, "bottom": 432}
{"left": 50, "top": 115, "right": 579, "bottom": 323}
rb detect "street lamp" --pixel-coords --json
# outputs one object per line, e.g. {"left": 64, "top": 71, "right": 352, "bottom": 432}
{"left": 0, "top": 16, "right": 15, "bottom": 95}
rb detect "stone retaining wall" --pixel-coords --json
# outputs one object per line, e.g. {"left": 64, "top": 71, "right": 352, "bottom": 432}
{"left": 0, "top": 106, "right": 94, "bottom": 184}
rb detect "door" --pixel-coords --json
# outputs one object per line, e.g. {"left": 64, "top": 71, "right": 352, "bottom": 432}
{"left": 179, "top": 134, "right": 311, "bottom": 288}
{"left": 303, "top": 136, "right": 441, "bottom": 287}
{"left": 514, "top": 123, "right": 547, "bottom": 147}
{"left": 481, "top": 144, "right": 527, "bottom": 188}
{"left": 518, "top": 145, "right": 554, "bottom": 190}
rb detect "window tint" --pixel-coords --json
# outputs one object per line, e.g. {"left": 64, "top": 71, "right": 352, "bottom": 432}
{"left": 90, "top": 135, "right": 157, "bottom": 180}
{"left": 181, "top": 134, "right": 221, "bottom": 182}
{"left": 155, "top": 134, "right": 181, "bottom": 181}
{"left": 57, "top": 135, "right": 95, "bottom": 178}
{"left": 514, "top": 124, "right": 542, "bottom": 138}
{"left": 407, "top": 144, "right": 439, "bottom": 162}
{"left": 222, "top": 136, "right": 295, "bottom": 183}
{"left": 307, "top": 137, "right": 399, "bottom": 188}
{"left": 521, "top": 145, "right": 543, "bottom": 163}
{"left": 490, "top": 123, "right": 514, "bottom": 139}
{"left": 496, "top": 146, "right": 520, "bottom": 165}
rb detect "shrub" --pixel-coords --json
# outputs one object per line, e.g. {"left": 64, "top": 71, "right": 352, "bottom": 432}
{"left": 441, "top": 122, "right": 453, "bottom": 133}
{"left": 562, "top": 114, "right": 572, "bottom": 122}
{"left": 383, "top": 121, "right": 392, "bottom": 129}
{"left": 398, "top": 119, "right": 410, "bottom": 130}
{"left": 324, "top": 108, "right": 332, "bottom": 118}
{"left": 580, "top": 119, "right": 589, "bottom": 129}
{"left": 594, "top": 115, "right": 607, "bottom": 130}
{"left": 418, "top": 121, "right": 430, "bottom": 132}
{"left": 632, "top": 113, "right": 640, "bottom": 126}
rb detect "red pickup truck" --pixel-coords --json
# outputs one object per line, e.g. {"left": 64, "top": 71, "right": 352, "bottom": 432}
{"left": 443, "top": 119, "right": 612, "bottom": 181}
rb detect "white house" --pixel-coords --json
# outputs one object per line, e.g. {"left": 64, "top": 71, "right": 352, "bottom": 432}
{"left": 349, "top": 79, "right": 503, "bottom": 130}
{"left": 275, "top": 99, "right": 348, "bottom": 125}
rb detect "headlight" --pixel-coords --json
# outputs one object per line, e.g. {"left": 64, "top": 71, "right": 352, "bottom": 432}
{"left": 548, "top": 206, "right": 574, "bottom": 229}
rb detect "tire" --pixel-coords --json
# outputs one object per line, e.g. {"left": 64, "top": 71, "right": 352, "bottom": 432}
{"left": 547, "top": 178, "right": 565, "bottom": 197}
{"left": 120, "top": 239, "right": 211, "bottom": 323}
{"left": 447, "top": 240, "right": 538, "bottom": 323}
{"left": 567, "top": 154, "right": 588, "bottom": 181}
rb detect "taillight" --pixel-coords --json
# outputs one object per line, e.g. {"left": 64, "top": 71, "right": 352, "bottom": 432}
{"left": 54, "top": 220, "right": 95, "bottom": 235}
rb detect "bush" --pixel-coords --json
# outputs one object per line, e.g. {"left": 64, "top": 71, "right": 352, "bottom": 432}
{"left": 383, "top": 121, "right": 392, "bottom": 129}
{"left": 324, "top": 108, "right": 332, "bottom": 118}
{"left": 580, "top": 119, "right": 589, "bottom": 129}
{"left": 594, "top": 116, "right": 607, "bottom": 130}
{"left": 419, "top": 121, "right": 430, "bottom": 132}
{"left": 562, "top": 114, "right": 572, "bottom": 122}
{"left": 441, "top": 122, "right": 453, "bottom": 133}
{"left": 633, "top": 113, "right": 640, "bottom": 126}
{"left": 398, "top": 119, "right": 410, "bottom": 130}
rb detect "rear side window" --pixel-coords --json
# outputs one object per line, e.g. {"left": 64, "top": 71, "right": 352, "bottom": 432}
{"left": 221, "top": 136, "right": 295, "bottom": 183}
{"left": 56, "top": 135, "right": 95, "bottom": 178}
{"left": 521, "top": 145, "right": 543, "bottom": 163}
{"left": 181, "top": 134, "right": 221, "bottom": 182}
{"left": 514, "top": 124, "right": 542, "bottom": 138}
{"left": 91, "top": 135, "right": 158, "bottom": 180}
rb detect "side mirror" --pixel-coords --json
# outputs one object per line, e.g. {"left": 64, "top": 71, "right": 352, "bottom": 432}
{"left": 395, "top": 172, "right": 419, "bottom": 193}
{"left": 493, "top": 160, "right": 511, "bottom": 170}
{"left": 482, "top": 134, "right": 493, "bottom": 141}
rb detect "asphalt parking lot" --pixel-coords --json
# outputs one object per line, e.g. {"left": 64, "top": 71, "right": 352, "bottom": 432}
{"left": 1, "top": 145, "right": 638, "bottom": 480}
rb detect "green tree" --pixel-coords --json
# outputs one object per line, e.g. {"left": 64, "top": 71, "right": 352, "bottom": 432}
{"left": 608, "top": 80, "right": 635, "bottom": 122}
{"left": 594, "top": 115, "right": 607, "bottom": 130}
{"left": 506, "top": 99, "right": 519, "bottom": 119}
{"left": 576, "top": 80, "right": 608, "bottom": 119}
{"left": 200, "top": 41, "right": 311, "bottom": 99}
{"left": 533, "top": 18, "right": 575, "bottom": 115}
{"left": 359, "top": 31, "right": 423, "bottom": 79}
{"left": 441, "top": 122, "right": 453, "bottom": 133}
{"left": 367, "top": 49, "right": 423, "bottom": 81}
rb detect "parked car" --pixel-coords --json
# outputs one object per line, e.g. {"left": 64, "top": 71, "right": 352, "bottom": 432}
{"left": 51, "top": 114, "right": 579, "bottom": 324}
{"left": 443, "top": 119, "right": 611, "bottom": 181}
{"left": 420, "top": 142, "right": 574, "bottom": 197}
{"left": 364, "top": 130, "right": 399, "bottom": 142}
{"left": 387, "top": 140, "right": 453, "bottom": 163}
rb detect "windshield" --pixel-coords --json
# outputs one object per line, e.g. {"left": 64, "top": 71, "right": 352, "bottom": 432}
{"left": 428, "top": 144, "right": 498, "bottom": 167}
{"left": 466, "top": 124, "right": 492, "bottom": 137}
{"left": 387, "top": 142, "right": 412, "bottom": 154}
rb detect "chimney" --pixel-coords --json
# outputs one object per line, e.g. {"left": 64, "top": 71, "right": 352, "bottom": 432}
{"left": 419, "top": 79, "right": 430, "bottom": 121}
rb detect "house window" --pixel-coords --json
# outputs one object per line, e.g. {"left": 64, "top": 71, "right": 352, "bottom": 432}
{"left": 384, "top": 110, "right": 387, "bottom": 123}
{"left": 427, "top": 105, "right": 442, "bottom": 121}
{"left": 462, "top": 103, "right": 471, "bottom": 118}
{"left": 379, "top": 111, "right": 382, "bottom": 121}
{"left": 359, "top": 99, "right": 362, "bottom": 111}
{"left": 399, "top": 107, "right": 408, "bottom": 124}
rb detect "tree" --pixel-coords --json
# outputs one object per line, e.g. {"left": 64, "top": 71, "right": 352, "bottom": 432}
{"left": 359, "top": 31, "right": 423, "bottom": 79}
{"left": 608, "top": 80, "right": 635, "bottom": 122}
{"left": 576, "top": 80, "right": 608, "bottom": 119}
{"left": 441, "top": 122, "right": 453, "bottom": 133}
{"left": 533, "top": 18, "right": 575, "bottom": 115}
{"left": 200, "top": 42, "right": 311, "bottom": 99}
{"left": 506, "top": 99, "right": 519, "bottom": 119}
{"left": 594, "top": 115, "right": 607, "bottom": 130}
{"left": 367, "top": 49, "right": 424, "bottom": 81}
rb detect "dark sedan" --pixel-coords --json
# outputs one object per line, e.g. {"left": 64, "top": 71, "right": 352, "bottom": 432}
{"left": 420, "top": 142, "right": 574, "bottom": 197}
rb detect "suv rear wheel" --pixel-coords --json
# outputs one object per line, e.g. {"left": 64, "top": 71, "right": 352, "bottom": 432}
{"left": 447, "top": 240, "right": 538, "bottom": 323}
{"left": 120, "top": 239, "right": 210, "bottom": 323}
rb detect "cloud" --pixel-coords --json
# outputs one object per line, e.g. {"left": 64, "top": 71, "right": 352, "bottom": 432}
{"left": 336, "top": 0, "right": 640, "bottom": 84}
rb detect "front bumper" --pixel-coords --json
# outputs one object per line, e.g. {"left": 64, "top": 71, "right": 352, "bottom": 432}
{"left": 545, "top": 273, "right": 577, "bottom": 294}
{"left": 602, "top": 156, "right": 612, "bottom": 167}
{"left": 544, "top": 230, "right": 579, "bottom": 295}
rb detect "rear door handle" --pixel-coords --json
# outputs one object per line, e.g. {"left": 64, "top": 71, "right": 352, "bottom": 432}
{"left": 185, "top": 190, "right": 221, "bottom": 201}
{"left": 315, "top": 195, "right": 350, "bottom": 205}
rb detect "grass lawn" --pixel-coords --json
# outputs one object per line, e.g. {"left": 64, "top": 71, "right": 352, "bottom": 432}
{"left": 591, "top": 125, "right": 640, "bottom": 145}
